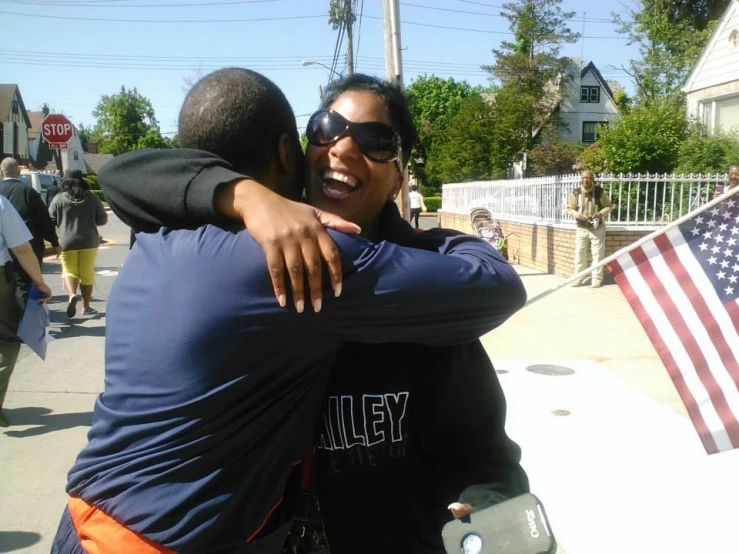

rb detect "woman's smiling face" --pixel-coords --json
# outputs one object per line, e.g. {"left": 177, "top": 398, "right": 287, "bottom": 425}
{"left": 305, "top": 90, "right": 403, "bottom": 236}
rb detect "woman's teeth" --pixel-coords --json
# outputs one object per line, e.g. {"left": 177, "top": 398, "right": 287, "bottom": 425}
{"left": 321, "top": 170, "right": 360, "bottom": 200}
{"left": 323, "top": 170, "right": 359, "bottom": 189}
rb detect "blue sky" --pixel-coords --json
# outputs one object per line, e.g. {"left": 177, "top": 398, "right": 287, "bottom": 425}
{"left": 0, "top": 0, "right": 641, "bottom": 137}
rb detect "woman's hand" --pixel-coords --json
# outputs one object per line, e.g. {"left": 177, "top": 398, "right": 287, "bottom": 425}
{"left": 448, "top": 502, "right": 475, "bottom": 519}
{"left": 217, "top": 179, "right": 361, "bottom": 313}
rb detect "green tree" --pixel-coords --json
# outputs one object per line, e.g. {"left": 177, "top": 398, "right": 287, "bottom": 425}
{"left": 76, "top": 123, "right": 92, "bottom": 152}
{"left": 675, "top": 128, "right": 739, "bottom": 173}
{"left": 577, "top": 98, "right": 689, "bottom": 174}
{"left": 613, "top": 89, "right": 633, "bottom": 113}
{"left": 405, "top": 75, "right": 474, "bottom": 187}
{"left": 528, "top": 129, "right": 583, "bottom": 176}
{"left": 482, "top": 0, "right": 580, "bottom": 153}
{"left": 614, "top": 0, "right": 730, "bottom": 101}
{"left": 425, "top": 95, "right": 500, "bottom": 183}
{"left": 91, "top": 86, "right": 168, "bottom": 156}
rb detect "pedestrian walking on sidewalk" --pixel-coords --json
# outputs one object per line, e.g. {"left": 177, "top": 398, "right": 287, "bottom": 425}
{"left": 567, "top": 170, "right": 612, "bottom": 288}
{"left": 0, "top": 157, "right": 60, "bottom": 302}
{"left": 409, "top": 184, "right": 426, "bottom": 229}
{"left": 0, "top": 195, "right": 51, "bottom": 427}
{"left": 48, "top": 170, "right": 107, "bottom": 318}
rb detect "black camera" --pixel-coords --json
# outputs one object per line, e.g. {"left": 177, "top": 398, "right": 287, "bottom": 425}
{"left": 442, "top": 493, "right": 556, "bottom": 554}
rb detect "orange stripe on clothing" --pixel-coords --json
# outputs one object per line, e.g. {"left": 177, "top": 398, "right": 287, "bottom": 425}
{"left": 67, "top": 497, "right": 177, "bottom": 554}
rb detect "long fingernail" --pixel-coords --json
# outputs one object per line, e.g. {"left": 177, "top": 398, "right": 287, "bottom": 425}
{"left": 278, "top": 294, "right": 287, "bottom": 308}
{"left": 296, "top": 300, "right": 304, "bottom": 314}
{"left": 313, "top": 298, "right": 322, "bottom": 313}
{"left": 334, "top": 283, "right": 342, "bottom": 298}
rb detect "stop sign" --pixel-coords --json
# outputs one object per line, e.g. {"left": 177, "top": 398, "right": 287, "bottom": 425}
{"left": 42, "top": 114, "right": 74, "bottom": 147}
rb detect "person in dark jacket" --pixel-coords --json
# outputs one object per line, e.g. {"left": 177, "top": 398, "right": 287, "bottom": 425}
{"left": 96, "top": 71, "right": 529, "bottom": 554}
{"left": 0, "top": 157, "right": 60, "bottom": 299}
{"left": 53, "top": 69, "right": 526, "bottom": 554}
{"left": 49, "top": 171, "right": 108, "bottom": 317}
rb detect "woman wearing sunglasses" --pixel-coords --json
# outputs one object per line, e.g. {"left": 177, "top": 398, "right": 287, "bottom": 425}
{"left": 99, "top": 73, "right": 529, "bottom": 553}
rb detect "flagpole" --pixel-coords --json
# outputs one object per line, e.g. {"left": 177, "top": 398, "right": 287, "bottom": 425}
{"left": 526, "top": 186, "right": 739, "bottom": 306}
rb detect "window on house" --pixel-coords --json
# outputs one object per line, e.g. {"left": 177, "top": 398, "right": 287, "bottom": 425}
{"left": 12, "top": 123, "right": 18, "bottom": 157}
{"left": 73, "top": 151, "right": 79, "bottom": 161}
{"left": 701, "top": 94, "right": 739, "bottom": 134}
{"left": 580, "top": 86, "right": 600, "bottom": 103}
{"left": 582, "top": 121, "right": 605, "bottom": 143}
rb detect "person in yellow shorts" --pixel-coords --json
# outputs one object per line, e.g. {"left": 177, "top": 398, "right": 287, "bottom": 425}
{"left": 48, "top": 171, "right": 108, "bottom": 317}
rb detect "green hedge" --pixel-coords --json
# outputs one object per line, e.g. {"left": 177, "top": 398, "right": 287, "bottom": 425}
{"left": 84, "top": 174, "right": 101, "bottom": 190}
{"left": 424, "top": 196, "right": 441, "bottom": 212}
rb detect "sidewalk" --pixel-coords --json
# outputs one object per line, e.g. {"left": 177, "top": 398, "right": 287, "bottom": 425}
{"left": 485, "top": 267, "right": 685, "bottom": 416}
{"left": 485, "top": 267, "right": 739, "bottom": 554}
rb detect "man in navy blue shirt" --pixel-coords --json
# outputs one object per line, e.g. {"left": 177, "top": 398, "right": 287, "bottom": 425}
{"left": 53, "top": 69, "right": 526, "bottom": 554}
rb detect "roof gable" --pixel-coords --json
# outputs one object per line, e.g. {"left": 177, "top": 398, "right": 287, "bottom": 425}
{"left": 581, "top": 61, "right": 616, "bottom": 101}
{"left": 683, "top": 0, "right": 739, "bottom": 93}
{"left": 0, "top": 84, "right": 32, "bottom": 128}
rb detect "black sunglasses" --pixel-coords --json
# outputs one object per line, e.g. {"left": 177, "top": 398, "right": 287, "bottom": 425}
{"left": 306, "top": 110, "right": 403, "bottom": 173}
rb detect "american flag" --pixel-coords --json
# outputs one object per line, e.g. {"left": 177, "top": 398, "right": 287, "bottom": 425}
{"left": 609, "top": 192, "right": 739, "bottom": 454}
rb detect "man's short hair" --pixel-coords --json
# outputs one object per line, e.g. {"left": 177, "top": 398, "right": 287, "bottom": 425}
{"left": 411, "top": 185, "right": 418, "bottom": 191}
{"left": 178, "top": 68, "right": 299, "bottom": 176}
{"left": 0, "top": 157, "right": 20, "bottom": 177}
{"left": 319, "top": 74, "right": 416, "bottom": 171}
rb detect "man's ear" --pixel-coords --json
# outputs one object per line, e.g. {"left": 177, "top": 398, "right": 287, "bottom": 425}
{"left": 388, "top": 171, "right": 404, "bottom": 201}
{"left": 277, "top": 133, "right": 292, "bottom": 176}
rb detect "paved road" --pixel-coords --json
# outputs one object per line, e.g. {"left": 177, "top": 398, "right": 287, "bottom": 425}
{"left": 0, "top": 212, "right": 131, "bottom": 554}
{"left": 1, "top": 211, "right": 738, "bottom": 554}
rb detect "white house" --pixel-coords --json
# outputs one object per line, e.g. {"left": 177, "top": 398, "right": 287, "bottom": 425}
{"left": 554, "top": 60, "right": 621, "bottom": 144}
{"left": 28, "top": 106, "right": 87, "bottom": 174}
{"left": 0, "top": 84, "right": 31, "bottom": 163}
{"left": 683, "top": 0, "right": 739, "bottom": 134}
{"left": 511, "top": 60, "right": 621, "bottom": 177}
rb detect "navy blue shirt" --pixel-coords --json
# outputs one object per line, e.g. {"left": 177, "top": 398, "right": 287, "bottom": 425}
{"left": 65, "top": 223, "right": 525, "bottom": 553}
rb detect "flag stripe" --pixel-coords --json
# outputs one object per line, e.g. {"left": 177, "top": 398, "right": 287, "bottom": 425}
{"left": 608, "top": 194, "right": 739, "bottom": 454}
{"left": 651, "top": 236, "right": 739, "bottom": 447}
{"left": 727, "top": 302, "right": 739, "bottom": 341}
{"left": 664, "top": 230, "right": 739, "bottom": 387}
{"left": 628, "top": 244, "right": 739, "bottom": 450}
{"left": 610, "top": 258, "right": 720, "bottom": 454}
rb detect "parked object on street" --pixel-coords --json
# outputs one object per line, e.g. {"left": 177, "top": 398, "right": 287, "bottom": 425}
{"left": 470, "top": 207, "right": 510, "bottom": 260}
{"left": 19, "top": 170, "right": 60, "bottom": 206}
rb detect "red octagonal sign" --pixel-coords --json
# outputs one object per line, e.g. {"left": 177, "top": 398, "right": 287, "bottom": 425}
{"left": 42, "top": 114, "right": 74, "bottom": 148}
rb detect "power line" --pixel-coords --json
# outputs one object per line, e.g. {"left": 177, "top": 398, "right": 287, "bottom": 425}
{"left": 1, "top": 0, "right": 280, "bottom": 6}
{"left": 3, "top": 48, "right": 490, "bottom": 68}
{"left": 0, "top": 9, "right": 325, "bottom": 23}
{"left": 362, "top": 14, "right": 626, "bottom": 38}
{"left": 448, "top": 0, "right": 612, "bottom": 22}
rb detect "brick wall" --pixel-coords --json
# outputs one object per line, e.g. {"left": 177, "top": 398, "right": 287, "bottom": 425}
{"left": 438, "top": 210, "right": 656, "bottom": 277}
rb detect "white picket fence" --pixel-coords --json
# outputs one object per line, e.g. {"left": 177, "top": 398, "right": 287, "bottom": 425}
{"left": 441, "top": 173, "right": 729, "bottom": 226}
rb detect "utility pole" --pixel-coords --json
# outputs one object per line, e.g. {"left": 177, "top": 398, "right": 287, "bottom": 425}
{"left": 382, "top": 0, "right": 408, "bottom": 220}
{"left": 329, "top": 0, "right": 356, "bottom": 75}
{"left": 345, "top": 0, "right": 354, "bottom": 75}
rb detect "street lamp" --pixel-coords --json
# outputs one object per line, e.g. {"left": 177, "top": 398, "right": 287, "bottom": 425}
{"left": 300, "top": 59, "right": 343, "bottom": 80}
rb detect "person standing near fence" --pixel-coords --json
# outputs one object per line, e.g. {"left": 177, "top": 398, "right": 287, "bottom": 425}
{"left": 408, "top": 184, "right": 425, "bottom": 229}
{"left": 567, "top": 170, "right": 612, "bottom": 288}
{"left": 717, "top": 164, "right": 739, "bottom": 197}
